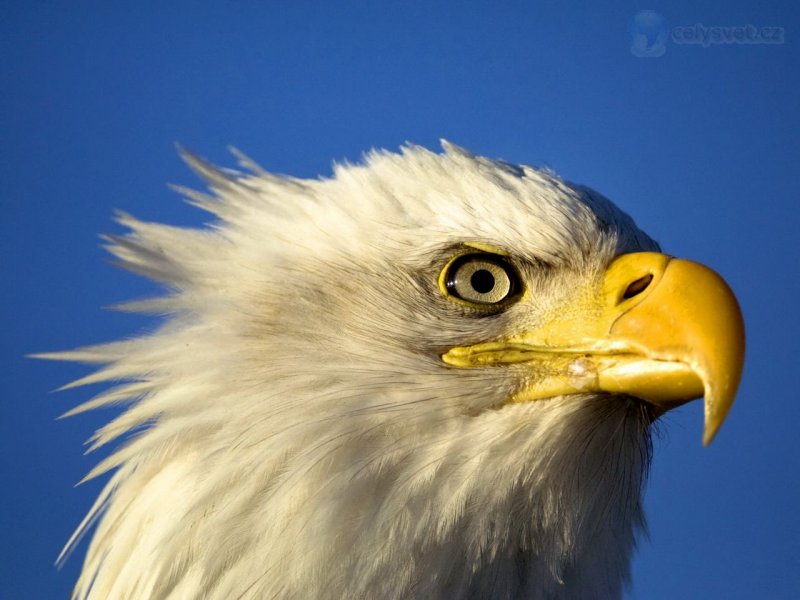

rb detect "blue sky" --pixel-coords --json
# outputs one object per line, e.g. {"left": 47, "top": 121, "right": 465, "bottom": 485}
{"left": 2, "top": 2, "right": 798, "bottom": 598}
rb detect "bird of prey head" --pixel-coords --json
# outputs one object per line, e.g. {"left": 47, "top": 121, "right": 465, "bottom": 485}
{"left": 46, "top": 142, "right": 744, "bottom": 599}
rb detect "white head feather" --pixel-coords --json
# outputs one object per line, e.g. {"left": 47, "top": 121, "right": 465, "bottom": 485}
{"left": 54, "top": 142, "right": 661, "bottom": 599}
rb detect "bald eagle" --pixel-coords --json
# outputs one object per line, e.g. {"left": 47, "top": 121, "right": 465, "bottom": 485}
{"left": 45, "top": 143, "right": 744, "bottom": 600}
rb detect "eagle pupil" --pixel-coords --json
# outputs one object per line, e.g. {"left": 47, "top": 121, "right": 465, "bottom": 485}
{"left": 471, "top": 269, "right": 495, "bottom": 294}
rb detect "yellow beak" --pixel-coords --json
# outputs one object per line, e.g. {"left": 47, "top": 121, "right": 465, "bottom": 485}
{"left": 442, "top": 252, "right": 745, "bottom": 445}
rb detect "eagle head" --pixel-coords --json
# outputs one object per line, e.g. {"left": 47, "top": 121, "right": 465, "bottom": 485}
{"left": 49, "top": 142, "right": 744, "bottom": 599}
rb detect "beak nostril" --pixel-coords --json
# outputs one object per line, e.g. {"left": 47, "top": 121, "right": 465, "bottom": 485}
{"left": 622, "top": 274, "right": 653, "bottom": 300}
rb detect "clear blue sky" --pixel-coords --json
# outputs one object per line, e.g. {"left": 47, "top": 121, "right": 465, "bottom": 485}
{"left": 2, "top": 2, "right": 798, "bottom": 598}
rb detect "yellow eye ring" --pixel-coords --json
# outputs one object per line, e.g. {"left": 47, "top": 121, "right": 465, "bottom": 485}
{"left": 439, "top": 253, "right": 521, "bottom": 308}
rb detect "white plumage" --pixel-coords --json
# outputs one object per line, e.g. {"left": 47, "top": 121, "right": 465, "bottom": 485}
{"left": 49, "top": 142, "right": 742, "bottom": 599}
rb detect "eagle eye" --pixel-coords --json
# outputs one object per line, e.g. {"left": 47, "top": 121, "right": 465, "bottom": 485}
{"left": 442, "top": 253, "right": 520, "bottom": 307}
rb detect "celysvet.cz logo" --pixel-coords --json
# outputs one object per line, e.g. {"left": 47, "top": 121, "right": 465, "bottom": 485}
{"left": 629, "top": 10, "right": 785, "bottom": 57}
